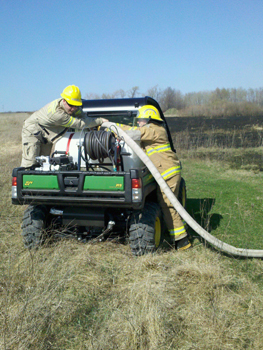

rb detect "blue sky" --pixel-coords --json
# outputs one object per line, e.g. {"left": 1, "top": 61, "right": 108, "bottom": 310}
{"left": 1, "top": 0, "right": 263, "bottom": 112}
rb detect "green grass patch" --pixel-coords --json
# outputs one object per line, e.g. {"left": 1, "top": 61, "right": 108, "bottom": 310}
{"left": 180, "top": 147, "right": 263, "bottom": 172}
{"left": 181, "top": 158, "right": 263, "bottom": 250}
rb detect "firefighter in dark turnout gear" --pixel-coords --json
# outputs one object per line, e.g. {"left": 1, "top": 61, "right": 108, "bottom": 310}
{"left": 21, "top": 85, "right": 107, "bottom": 168}
{"left": 117, "top": 105, "right": 191, "bottom": 250}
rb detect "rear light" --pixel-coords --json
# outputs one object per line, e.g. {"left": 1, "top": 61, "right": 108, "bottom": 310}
{"left": 131, "top": 179, "right": 142, "bottom": 188}
{"left": 132, "top": 178, "right": 142, "bottom": 202}
{"left": 12, "top": 177, "right": 17, "bottom": 198}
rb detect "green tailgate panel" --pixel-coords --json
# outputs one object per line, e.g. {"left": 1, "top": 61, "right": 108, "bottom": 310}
{"left": 84, "top": 176, "right": 124, "bottom": 191}
{"left": 23, "top": 175, "right": 59, "bottom": 189}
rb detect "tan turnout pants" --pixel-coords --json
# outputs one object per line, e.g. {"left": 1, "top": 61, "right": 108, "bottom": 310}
{"left": 21, "top": 131, "right": 52, "bottom": 168}
{"left": 157, "top": 174, "right": 187, "bottom": 242}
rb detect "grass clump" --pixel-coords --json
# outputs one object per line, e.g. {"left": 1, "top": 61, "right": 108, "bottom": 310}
{"left": 2, "top": 242, "right": 263, "bottom": 349}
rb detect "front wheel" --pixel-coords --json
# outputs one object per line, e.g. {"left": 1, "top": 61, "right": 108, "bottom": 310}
{"left": 129, "top": 202, "right": 163, "bottom": 256}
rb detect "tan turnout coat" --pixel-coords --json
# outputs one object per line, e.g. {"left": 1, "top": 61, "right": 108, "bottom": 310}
{"left": 21, "top": 98, "right": 103, "bottom": 167}
{"left": 117, "top": 122, "right": 187, "bottom": 241}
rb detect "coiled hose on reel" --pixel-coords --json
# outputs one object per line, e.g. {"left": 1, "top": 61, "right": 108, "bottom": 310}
{"left": 102, "top": 121, "right": 263, "bottom": 258}
{"left": 83, "top": 130, "right": 117, "bottom": 169}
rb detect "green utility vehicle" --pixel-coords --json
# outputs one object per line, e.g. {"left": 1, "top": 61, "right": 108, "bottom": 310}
{"left": 12, "top": 97, "right": 186, "bottom": 255}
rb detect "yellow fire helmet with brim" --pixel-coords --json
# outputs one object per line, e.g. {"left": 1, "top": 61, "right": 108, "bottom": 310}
{"left": 135, "top": 105, "right": 163, "bottom": 123}
{"left": 61, "top": 85, "right": 82, "bottom": 106}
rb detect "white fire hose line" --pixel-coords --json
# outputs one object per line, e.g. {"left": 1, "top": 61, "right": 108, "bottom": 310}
{"left": 103, "top": 122, "right": 263, "bottom": 258}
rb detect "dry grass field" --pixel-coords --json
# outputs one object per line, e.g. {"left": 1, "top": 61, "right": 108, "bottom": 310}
{"left": 1, "top": 113, "right": 263, "bottom": 349}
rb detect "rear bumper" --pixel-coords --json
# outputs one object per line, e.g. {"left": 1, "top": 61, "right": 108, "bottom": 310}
{"left": 12, "top": 168, "right": 156, "bottom": 210}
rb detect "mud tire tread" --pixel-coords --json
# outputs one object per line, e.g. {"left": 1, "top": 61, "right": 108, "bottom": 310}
{"left": 21, "top": 205, "right": 48, "bottom": 249}
{"left": 129, "top": 202, "right": 162, "bottom": 256}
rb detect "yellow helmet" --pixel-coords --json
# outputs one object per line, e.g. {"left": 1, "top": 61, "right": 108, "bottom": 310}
{"left": 136, "top": 105, "right": 163, "bottom": 123}
{"left": 61, "top": 85, "right": 82, "bottom": 106}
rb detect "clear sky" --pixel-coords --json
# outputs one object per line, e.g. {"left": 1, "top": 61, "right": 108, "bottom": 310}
{"left": 1, "top": 0, "right": 263, "bottom": 112}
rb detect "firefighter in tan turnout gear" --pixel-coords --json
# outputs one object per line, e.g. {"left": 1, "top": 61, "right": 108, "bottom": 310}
{"left": 21, "top": 85, "right": 107, "bottom": 168}
{"left": 117, "top": 105, "right": 191, "bottom": 250}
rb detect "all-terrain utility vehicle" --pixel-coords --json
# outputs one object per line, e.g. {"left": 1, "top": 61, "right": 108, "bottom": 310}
{"left": 12, "top": 97, "right": 186, "bottom": 255}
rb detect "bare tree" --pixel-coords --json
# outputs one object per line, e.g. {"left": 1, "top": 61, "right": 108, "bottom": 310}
{"left": 159, "top": 87, "right": 184, "bottom": 112}
{"left": 112, "top": 89, "right": 126, "bottom": 98}
{"left": 147, "top": 85, "right": 162, "bottom": 102}
{"left": 101, "top": 93, "right": 114, "bottom": 99}
{"left": 85, "top": 92, "right": 101, "bottom": 100}
{"left": 127, "top": 86, "right": 140, "bottom": 98}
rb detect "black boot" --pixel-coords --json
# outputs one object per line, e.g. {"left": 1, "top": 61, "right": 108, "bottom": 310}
{"left": 176, "top": 236, "right": 191, "bottom": 251}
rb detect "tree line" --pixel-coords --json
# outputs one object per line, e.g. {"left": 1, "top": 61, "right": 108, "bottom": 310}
{"left": 86, "top": 86, "right": 263, "bottom": 117}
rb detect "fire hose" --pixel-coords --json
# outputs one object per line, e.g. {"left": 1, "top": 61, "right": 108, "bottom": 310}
{"left": 102, "top": 121, "right": 263, "bottom": 258}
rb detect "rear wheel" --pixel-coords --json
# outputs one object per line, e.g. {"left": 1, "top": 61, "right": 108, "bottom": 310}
{"left": 129, "top": 202, "right": 163, "bottom": 256}
{"left": 21, "top": 205, "right": 50, "bottom": 249}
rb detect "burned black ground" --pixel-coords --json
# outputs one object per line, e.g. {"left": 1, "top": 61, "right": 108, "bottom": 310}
{"left": 166, "top": 115, "right": 263, "bottom": 170}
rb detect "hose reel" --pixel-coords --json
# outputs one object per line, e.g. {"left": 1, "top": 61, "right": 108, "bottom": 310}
{"left": 83, "top": 130, "right": 118, "bottom": 168}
